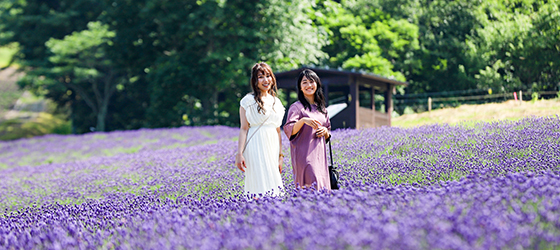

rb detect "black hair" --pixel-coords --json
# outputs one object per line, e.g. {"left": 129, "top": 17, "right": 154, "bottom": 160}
{"left": 296, "top": 69, "right": 326, "bottom": 114}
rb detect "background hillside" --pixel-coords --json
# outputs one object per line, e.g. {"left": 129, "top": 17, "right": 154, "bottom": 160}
{"left": 393, "top": 99, "right": 560, "bottom": 128}
{"left": 1, "top": 0, "right": 559, "bottom": 136}
{"left": 0, "top": 66, "right": 71, "bottom": 140}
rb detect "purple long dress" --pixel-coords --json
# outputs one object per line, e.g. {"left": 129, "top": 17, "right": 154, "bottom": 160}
{"left": 283, "top": 101, "right": 331, "bottom": 190}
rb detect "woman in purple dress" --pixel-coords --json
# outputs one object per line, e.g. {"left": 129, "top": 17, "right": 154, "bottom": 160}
{"left": 283, "top": 69, "right": 331, "bottom": 190}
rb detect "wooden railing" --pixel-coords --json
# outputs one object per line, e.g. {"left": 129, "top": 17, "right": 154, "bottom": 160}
{"left": 358, "top": 107, "right": 390, "bottom": 128}
{"left": 374, "top": 111, "right": 390, "bottom": 127}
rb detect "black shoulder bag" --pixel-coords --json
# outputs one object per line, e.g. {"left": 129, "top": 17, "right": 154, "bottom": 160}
{"left": 327, "top": 139, "right": 340, "bottom": 190}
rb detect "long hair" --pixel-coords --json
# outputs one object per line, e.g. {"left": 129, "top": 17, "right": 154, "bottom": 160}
{"left": 297, "top": 69, "right": 326, "bottom": 114}
{"left": 250, "top": 62, "right": 277, "bottom": 114}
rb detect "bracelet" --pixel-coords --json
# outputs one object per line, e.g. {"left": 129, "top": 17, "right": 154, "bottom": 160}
{"left": 279, "top": 153, "right": 284, "bottom": 157}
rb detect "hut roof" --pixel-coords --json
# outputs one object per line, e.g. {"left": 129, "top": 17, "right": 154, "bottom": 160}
{"left": 275, "top": 67, "right": 408, "bottom": 87}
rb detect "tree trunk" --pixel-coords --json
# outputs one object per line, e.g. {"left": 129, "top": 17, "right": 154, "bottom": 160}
{"left": 96, "top": 72, "right": 116, "bottom": 132}
{"left": 97, "top": 101, "right": 108, "bottom": 132}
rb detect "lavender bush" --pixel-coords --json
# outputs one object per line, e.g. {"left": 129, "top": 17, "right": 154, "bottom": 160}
{"left": 1, "top": 116, "right": 559, "bottom": 249}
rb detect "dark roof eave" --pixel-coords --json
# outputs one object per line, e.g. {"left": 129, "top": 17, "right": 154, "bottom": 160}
{"left": 275, "top": 67, "right": 408, "bottom": 86}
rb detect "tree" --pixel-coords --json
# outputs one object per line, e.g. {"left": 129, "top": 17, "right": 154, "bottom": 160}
{"left": 103, "top": 0, "right": 326, "bottom": 128}
{"left": 2, "top": 0, "right": 327, "bottom": 131}
{"left": 410, "top": 0, "right": 483, "bottom": 93}
{"left": 0, "top": 0, "right": 110, "bottom": 133}
{"left": 468, "top": 0, "right": 560, "bottom": 93}
{"left": 0, "top": 0, "right": 105, "bottom": 69}
{"left": 45, "top": 21, "right": 118, "bottom": 132}
{"left": 520, "top": 1, "right": 560, "bottom": 93}
{"left": 313, "top": 0, "right": 420, "bottom": 83}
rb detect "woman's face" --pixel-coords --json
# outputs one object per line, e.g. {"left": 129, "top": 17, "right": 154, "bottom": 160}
{"left": 257, "top": 70, "right": 273, "bottom": 94}
{"left": 300, "top": 76, "right": 317, "bottom": 98}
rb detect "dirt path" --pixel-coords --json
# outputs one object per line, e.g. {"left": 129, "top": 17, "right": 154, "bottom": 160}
{"left": 0, "top": 67, "right": 23, "bottom": 90}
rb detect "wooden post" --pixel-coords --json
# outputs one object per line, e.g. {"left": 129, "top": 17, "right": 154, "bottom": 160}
{"left": 371, "top": 87, "right": 376, "bottom": 127}
{"left": 428, "top": 97, "right": 432, "bottom": 112}
{"left": 350, "top": 76, "right": 359, "bottom": 128}
{"left": 370, "top": 87, "right": 375, "bottom": 109}
{"left": 519, "top": 90, "right": 523, "bottom": 102}
{"left": 385, "top": 84, "right": 393, "bottom": 126}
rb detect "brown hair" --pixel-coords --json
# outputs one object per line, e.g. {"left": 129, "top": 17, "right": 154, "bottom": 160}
{"left": 250, "top": 62, "right": 278, "bottom": 114}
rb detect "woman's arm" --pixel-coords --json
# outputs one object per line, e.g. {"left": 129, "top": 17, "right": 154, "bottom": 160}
{"left": 277, "top": 127, "right": 283, "bottom": 173}
{"left": 235, "top": 107, "right": 249, "bottom": 172}
{"left": 291, "top": 118, "right": 321, "bottom": 136}
{"left": 284, "top": 104, "right": 320, "bottom": 140}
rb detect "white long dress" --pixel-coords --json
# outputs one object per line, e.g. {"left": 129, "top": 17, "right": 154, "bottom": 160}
{"left": 240, "top": 94, "right": 285, "bottom": 196}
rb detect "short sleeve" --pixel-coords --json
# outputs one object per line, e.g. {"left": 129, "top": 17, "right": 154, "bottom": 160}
{"left": 273, "top": 97, "right": 286, "bottom": 127}
{"left": 275, "top": 97, "right": 285, "bottom": 113}
{"left": 283, "top": 103, "right": 302, "bottom": 141}
{"left": 240, "top": 94, "right": 253, "bottom": 110}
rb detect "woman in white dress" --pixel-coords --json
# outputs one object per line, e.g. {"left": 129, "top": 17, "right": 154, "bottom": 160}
{"left": 235, "top": 62, "right": 285, "bottom": 196}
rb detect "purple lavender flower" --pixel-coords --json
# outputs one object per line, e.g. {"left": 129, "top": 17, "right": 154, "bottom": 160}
{"left": 1, "top": 117, "right": 559, "bottom": 249}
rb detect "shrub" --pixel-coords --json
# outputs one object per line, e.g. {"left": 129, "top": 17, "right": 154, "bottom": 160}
{"left": 0, "top": 112, "right": 71, "bottom": 140}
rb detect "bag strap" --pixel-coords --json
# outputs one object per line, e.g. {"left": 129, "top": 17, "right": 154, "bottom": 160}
{"left": 328, "top": 138, "right": 334, "bottom": 167}
{"left": 242, "top": 114, "right": 271, "bottom": 153}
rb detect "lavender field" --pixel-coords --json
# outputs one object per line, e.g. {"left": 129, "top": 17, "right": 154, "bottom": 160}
{"left": 1, "top": 116, "right": 560, "bottom": 249}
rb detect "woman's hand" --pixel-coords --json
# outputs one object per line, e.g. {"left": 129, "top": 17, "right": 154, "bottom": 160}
{"left": 315, "top": 126, "right": 329, "bottom": 138}
{"left": 235, "top": 153, "right": 246, "bottom": 172}
{"left": 302, "top": 118, "right": 321, "bottom": 129}
{"left": 278, "top": 155, "right": 284, "bottom": 173}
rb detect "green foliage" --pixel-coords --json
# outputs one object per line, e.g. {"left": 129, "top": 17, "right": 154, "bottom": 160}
{"left": 0, "top": 113, "right": 71, "bottom": 140}
{"left": 0, "top": 0, "right": 108, "bottom": 134}
{"left": 343, "top": 0, "right": 560, "bottom": 95}
{"left": 313, "top": 0, "right": 418, "bottom": 81}
{"left": 102, "top": 0, "right": 326, "bottom": 128}
{"left": 0, "top": 43, "right": 17, "bottom": 68}
{"left": 261, "top": 0, "right": 328, "bottom": 71}
{"left": 44, "top": 21, "right": 118, "bottom": 132}
{"left": 532, "top": 92, "right": 539, "bottom": 102}
{"left": 518, "top": 1, "right": 560, "bottom": 92}
{"left": 2, "top": 0, "right": 559, "bottom": 133}
{"left": 410, "top": 0, "right": 482, "bottom": 92}
{"left": 0, "top": 0, "right": 105, "bottom": 68}
{"left": 47, "top": 22, "right": 115, "bottom": 63}
{"left": 469, "top": 0, "right": 560, "bottom": 94}
{"left": 0, "top": 89, "right": 23, "bottom": 110}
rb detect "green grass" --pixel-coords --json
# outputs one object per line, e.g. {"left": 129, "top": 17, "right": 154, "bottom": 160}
{"left": 207, "top": 156, "right": 217, "bottom": 162}
{"left": 102, "top": 145, "right": 143, "bottom": 156}
{"left": 200, "top": 130, "right": 214, "bottom": 138}
{"left": 0, "top": 90, "right": 23, "bottom": 110}
{"left": 0, "top": 113, "right": 72, "bottom": 141}
{"left": 393, "top": 99, "right": 560, "bottom": 128}
{"left": 93, "top": 134, "right": 107, "bottom": 139}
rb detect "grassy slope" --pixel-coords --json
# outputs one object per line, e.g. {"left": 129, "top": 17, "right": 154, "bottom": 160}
{"left": 0, "top": 64, "right": 71, "bottom": 140}
{"left": 0, "top": 45, "right": 17, "bottom": 68}
{"left": 392, "top": 99, "right": 560, "bottom": 128}
{"left": 0, "top": 45, "right": 21, "bottom": 113}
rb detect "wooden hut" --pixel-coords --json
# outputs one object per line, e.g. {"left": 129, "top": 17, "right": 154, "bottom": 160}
{"left": 275, "top": 67, "right": 408, "bottom": 129}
